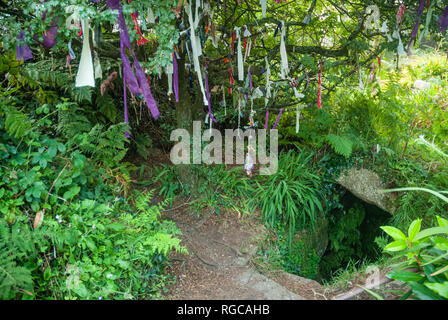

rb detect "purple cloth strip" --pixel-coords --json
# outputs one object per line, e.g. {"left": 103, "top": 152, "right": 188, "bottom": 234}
{"left": 107, "top": 0, "right": 160, "bottom": 120}
{"left": 34, "top": 19, "right": 59, "bottom": 48}
{"left": 438, "top": 6, "right": 448, "bottom": 32}
{"left": 204, "top": 67, "right": 218, "bottom": 123}
{"left": 34, "top": 4, "right": 58, "bottom": 49}
{"left": 271, "top": 109, "right": 283, "bottom": 131}
{"left": 16, "top": 32, "right": 33, "bottom": 61}
{"left": 249, "top": 66, "right": 253, "bottom": 89}
{"left": 173, "top": 52, "right": 179, "bottom": 103}
{"left": 123, "top": 68, "right": 130, "bottom": 139}
{"left": 264, "top": 108, "right": 269, "bottom": 129}
{"left": 408, "top": 0, "right": 426, "bottom": 50}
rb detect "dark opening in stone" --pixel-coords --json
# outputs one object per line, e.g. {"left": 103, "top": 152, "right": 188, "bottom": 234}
{"left": 317, "top": 189, "right": 391, "bottom": 283}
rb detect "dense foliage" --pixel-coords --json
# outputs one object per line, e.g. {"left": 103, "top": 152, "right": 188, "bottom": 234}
{"left": 1, "top": 0, "right": 448, "bottom": 300}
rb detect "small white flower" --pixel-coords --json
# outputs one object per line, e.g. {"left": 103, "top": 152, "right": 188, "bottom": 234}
{"left": 98, "top": 296, "right": 103, "bottom": 300}
{"left": 58, "top": 219, "right": 63, "bottom": 224}
{"left": 92, "top": 224, "right": 96, "bottom": 230}
{"left": 55, "top": 215, "right": 60, "bottom": 220}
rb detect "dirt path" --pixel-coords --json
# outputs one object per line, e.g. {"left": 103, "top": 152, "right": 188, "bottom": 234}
{"left": 163, "top": 205, "right": 326, "bottom": 300}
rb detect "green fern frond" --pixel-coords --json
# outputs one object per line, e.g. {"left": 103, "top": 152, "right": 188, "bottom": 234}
{"left": 0, "top": 106, "right": 32, "bottom": 139}
{"left": 0, "top": 221, "right": 33, "bottom": 299}
{"left": 325, "top": 134, "right": 354, "bottom": 158}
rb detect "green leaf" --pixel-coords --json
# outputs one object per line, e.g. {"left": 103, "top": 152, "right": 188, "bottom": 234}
{"left": 378, "top": 188, "right": 448, "bottom": 204}
{"left": 414, "top": 227, "right": 448, "bottom": 242}
{"left": 357, "top": 285, "right": 384, "bottom": 300}
{"left": 431, "top": 264, "right": 448, "bottom": 277}
{"left": 381, "top": 226, "right": 407, "bottom": 241}
{"left": 384, "top": 240, "right": 407, "bottom": 252}
{"left": 425, "top": 282, "right": 448, "bottom": 299}
{"left": 408, "top": 219, "right": 422, "bottom": 242}
{"left": 409, "top": 282, "right": 443, "bottom": 300}
{"left": 63, "top": 186, "right": 81, "bottom": 201}
{"left": 85, "top": 238, "right": 97, "bottom": 251}
{"left": 387, "top": 270, "right": 424, "bottom": 283}
{"left": 434, "top": 236, "right": 448, "bottom": 251}
{"left": 437, "top": 216, "right": 448, "bottom": 228}
{"left": 107, "top": 223, "right": 126, "bottom": 232}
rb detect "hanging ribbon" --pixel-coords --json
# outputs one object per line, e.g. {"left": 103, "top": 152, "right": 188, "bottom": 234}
{"left": 235, "top": 27, "right": 244, "bottom": 81}
{"left": 261, "top": 0, "right": 267, "bottom": 18}
{"left": 66, "top": 5, "right": 81, "bottom": 30}
{"left": 173, "top": 52, "right": 179, "bottom": 103}
{"left": 131, "top": 12, "right": 149, "bottom": 46}
{"left": 397, "top": 4, "right": 406, "bottom": 28}
{"left": 166, "top": 63, "right": 173, "bottom": 97}
{"left": 16, "top": 32, "right": 33, "bottom": 62}
{"left": 35, "top": 12, "right": 58, "bottom": 49}
{"left": 248, "top": 66, "right": 253, "bottom": 90}
{"left": 408, "top": 0, "right": 427, "bottom": 51}
{"left": 380, "top": 21, "right": 393, "bottom": 41}
{"left": 244, "top": 38, "right": 252, "bottom": 62}
{"left": 123, "top": 68, "right": 130, "bottom": 138}
{"left": 204, "top": 66, "right": 218, "bottom": 123}
{"left": 358, "top": 56, "right": 364, "bottom": 91}
{"left": 437, "top": 6, "right": 448, "bottom": 32}
{"left": 106, "top": 0, "right": 159, "bottom": 124}
{"left": 228, "top": 68, "right": 234, "bottom": 94}
{"left": 186, "top": 2, "right": 208, "bottom": 105}
{"left": 271, "top": 109, "right": 283, "bottom": 132}
{"left": 265, "top": 57, "right": 271, "bottom": 106}
{"left": 264, "top": 108, "right": 269, "bottom": 129}
{"left": 222, "top": 85, "right": 227, "bottom": 116}
{"left": 75, "top": 18, "right": 95, "bottom": 88}
{"left": 296, "top": 107, "right": 300, "bottom": 134}
{"left": 317, "top": 62, "right": 323, "bottom": 109}
{"left": 280, "top": 21, "right": 289, "bottom": 79}
{"left": 397, "top": 34, "right": 405, "bottom": 55}
{"left": 94, "top": 51, "right": 102, "bottom": 80}
{"left": 68, "top": 39, "right": 76, "bottom": 60}
{"left": 264, "top": 107, "right": 283, "bottom": 132}
{"left": 419, "top": 1, "right": 434, "bottom": 43}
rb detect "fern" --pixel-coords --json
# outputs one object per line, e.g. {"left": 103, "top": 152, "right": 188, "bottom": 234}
{"left": 0, "top": 105, "right": 32, "bottom": 139}
{"left": 96, "top": 94, "right": 119, "bottom": 123}
{"left": 325, "top": 134, "right": 354, "bottom": 158}
{"left": 135, "top": 133, "right": 153, "bottom": 160}
{"left": 57, "top": 102, "right": 92, "bottom": 140}
{"left": 0, "top": 221, "right": 34, "bottom": 299}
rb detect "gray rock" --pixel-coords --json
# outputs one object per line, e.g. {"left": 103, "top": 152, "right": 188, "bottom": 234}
{"left": 237, "top": 269, "right": 305, "bottom": 300}
{"left": 337, "top": 168, "right": 397, "bottom": 215}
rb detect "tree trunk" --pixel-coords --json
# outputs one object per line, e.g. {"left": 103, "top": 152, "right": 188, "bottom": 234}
{"left": 175, "top": 51, "right": 200, "bottom": 195}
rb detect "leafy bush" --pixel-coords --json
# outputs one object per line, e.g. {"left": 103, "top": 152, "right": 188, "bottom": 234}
{"left": 250, "top": 149, "right": 323, "bottom": 246}
{"left": 381, "top": 188, "right": 448, "bottom": 300}
{"left": 0, "top": 101, "right": 185, "bottom": 299}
